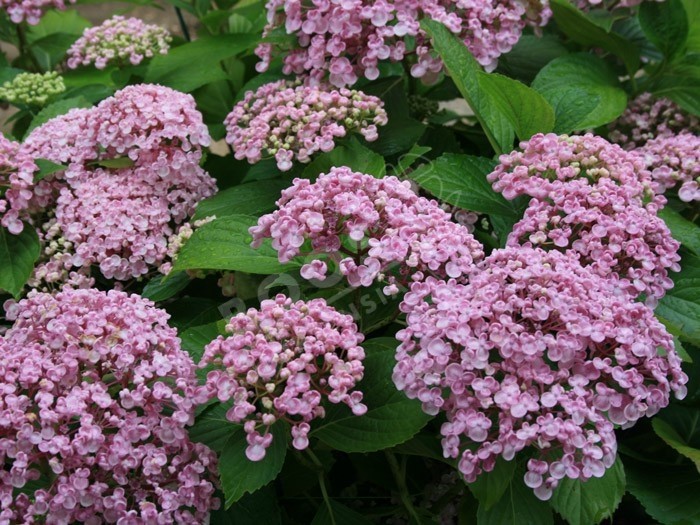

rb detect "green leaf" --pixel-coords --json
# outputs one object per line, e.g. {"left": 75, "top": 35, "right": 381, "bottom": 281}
{"left": 659, "top": 206, "right": 700, "bottom": 256}
{"left": 625, "top": 457, "right": 700, "bottom": 525}
{"left": 549, "top": 458, "right": 626, "bottom": 525}
{"left": 62, "top": 67, "right": 116, "bottom": 89}
{"left": 0, "top": 225, "right": 40, "bottom": 297}
{"left": 684, "top": 0, "right": 700, "bottom": 52}
{"left": 194, "top": 180, "right": 288, "bottom": 220}
{"left": 422, "top": 18, "right": 554, "bottom": 154}
{"left": 211, "top": 484, "right": 282, "bottom": 525}
{"left": 94, "top": 157, "right": 135, "bottom": 169}
{"left": 476, "top": 468, "right": 553, "bottom": 525}
{"left": 302, "top": 137, "right": 386, "bottom": 179}
{"left": 652, "top": 405, "right": 700, "bottom": 471}
{"left": 532, "top": 53, "right": 627, "bottom": 133}
{"left": 639, "top": 0, "right": 689, "bottom": 60}
{"left": 170, "top": 214, "right": 294, "bottom": 275}
{"left": 649, "top": 59, "right": 700, "bottom": 116}
{"left": 33, "top": 158, "right": 66, "bottom": 182}
{"left": 26, "top": 9, "right": 90, "bottom": 42}
{"left": 141, "top": 272, "right": 191, "bottom": 302}
{"left": 407, "top": 153, "right": 521, "bottom": 229}
{"left": 311, "top": 500, "right": 374, "bottom": 525}
{"left": 219, "top": 422, "right": 287, "bottom": 507}
{"left": 550, "top": 0, "right": 640, "bottom": 74}
{"left": 469, "top": 458, "right": 516, "bottom": 511}
{"left": 312, "top": 338, "right": 432, "bottom": 453}
{"left": 189, "top": 402, "right": 239, "bottom": 453}
{"left": 25, "top": 96, "right": 92, "bottom": 137}
{"left": 656, "top": 252, "right": 700, "bottom": 346}
{"left": 496, "top": 35, "right": 569, "bottom": 84}
{"left": 145, "top": 34, "right": 259, "bottom": 92}
{"left": 29, "top": 33, "right": 79, "bottom": 71}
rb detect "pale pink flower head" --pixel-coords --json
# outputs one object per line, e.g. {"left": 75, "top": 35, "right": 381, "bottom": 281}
{"left": 200, "top": 294, "right": 366, "bottom": 461}
{"left": 0, "top": 288, "right": 219, "bottom": 523}
{"left": 224, "top": 80, "right": 387, "bottom": 171}
{"left": 394, "top": 247, "right": 687, "bottom": 500}
{"left": 250, "top": 167, "right": 484, "bottom": 292}
{"left": 67, "top": 15, "right": 172, "bottom": 70}
{"left": 0, "top": 0, "right": 74, "bottom": 24}
{"left": 0, "top": 132, "right": 38, "bottom": 235}
{"left": 637, "top": 132, "right": 700, "bottom": 203}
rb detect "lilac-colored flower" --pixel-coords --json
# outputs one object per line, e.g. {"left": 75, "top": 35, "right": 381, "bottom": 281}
{"left": 638, "top": 132, "right": 700, "bottom": 203}
{"left": 67, "top": 15, "right": 171, "bottom": 70}
{"left": 608, "top": 93, "right": 699, "bottom": 150}
{"left": 225, "top": 80, "right": 387, "bottom": 171}
{"left": 508, "top": 178, "right": 680, "bottom": 303}
{"left": 250, "top": 167, "right": 484, "bottom": 293}
{"left": 0, "top": 133, "right": 38, "bottom": 234}
{"left": 394, "top": 247, "right": 687, "bottom": 500}
{"left": 200, "top": 294, "right": 366, "bottom": 461}
{"left": 0, "top": 289, "right": 219, "bottom": 522}
{"left": 255, "top": 0, "right": 552, "bottom": 86}
{"left": 0, "top": 0, "right": 74, "bottom": 24}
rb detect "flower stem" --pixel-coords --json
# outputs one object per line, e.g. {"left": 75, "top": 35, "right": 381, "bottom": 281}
{"left": 306, "top": 448, "right": 336, "bottom": 525}
{"left": 175, "top": 7, "right": 191, "bottom": 42}
{"left": 385, "top": 450, "right": 423, "bottom": 525}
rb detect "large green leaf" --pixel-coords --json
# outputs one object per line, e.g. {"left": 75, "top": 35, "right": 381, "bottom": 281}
{"left": 652, "top": 405, "right": 700, "bottom": 471}
{"left": 625, "top": 457, "right": 700, "bottom": 525}
{"left": 26, "top": 9, "right": 90, "bottom": 42}
{"left": 496, "top": 35, "right": 569, "bottom": 84}
{"left": 302, "top": 136, "right": 386, "bottom": 180}
{"left": 0, "top": 226, "right": 40, "bottom": 297}
{"left": 684, "top": 0, "right": 700, "bottom": 52}
{"left": 532, "top": 53, "right": 627, "bottom": 133}
{"left": 219, "top": 422, "right": 287, "bottom": 507}
{"left": 476, "top": 468, "right": 553, "bottom": 525}
{"left": 649, "top": 58, "right": 700, "bottom": 116}
{"left": 210, "top": 485, "right": 282, "bottom": 525}
{"left": 310, "top": 500, "right": 374, "bottom": 525}
{"left": 312, "top": 338, "right": 432, "bottom": 452}
{"left": 170, "top": 214, "right": 295, "bottom": 275}
{"left": 188, "top": 402, "right": 239, "bottom": 453}
{"left": 421, "top": 19, "right": 554, "bottom": 154}
{"left": 469, "top": 458, "right": 516, "bottom": 511}
{"left": 549, "top": 458, "right": 626, "bottom": 525}
{"left": 639, "top": 0, "right": 689, "bottom": 60}
{"left": 550, "top": 0, "right": 640, "bottom": 73}
{"left": 194, "top": 180, "right": 288, "bottom": 220}
{"left": 141, "top": 272, "right": 191, "bottom": 302}
{"left": 656, "top": 252, "right": 700, "bottom": 346}
{"left": 659, "top": 206, "right": 700, "bottom": 256}
{"left": 145, "top": 34, "right": 259, "bottom": 92}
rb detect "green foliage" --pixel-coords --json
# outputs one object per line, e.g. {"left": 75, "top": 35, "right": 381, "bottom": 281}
{"left": 0, "top": 225, "right": 40, "bottom": 297}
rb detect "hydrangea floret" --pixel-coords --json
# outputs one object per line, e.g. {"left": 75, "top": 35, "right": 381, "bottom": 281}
{"left": 0, "top": 71, "right": 65, "bottom": 107}
{"left": 393, "top": 247, "right": 688, "bottom": 501}
{"left": 0, "top": 288, "right": 219, "bottom": 523}
{"left": 224, "top": 80, "right": 387, "bottom": 171}
{"left": 67, "top": 15, "right": 172, "bottom": 69}
{"left": 255, "top": 0, "right": 552, "bottom": 86}
{"left": 0, "top": 133, "right": 39, "bottom": 235}
{"left": 250, "top": 167, "right": 484, "bottom": 294}
{"left": 638, "top": 132, "right": 700, "bottom": 203}
{"left": 0, "top": 0, "right": 74, "bottom": 24}
{"left": 200, "top": 294, "right": 366, "bottom": 461}
{"left": 608, "top": 93, "right": 699, "bottom": 150}
{"left": 3, "top": 84, "right": 216, "bottom": 283}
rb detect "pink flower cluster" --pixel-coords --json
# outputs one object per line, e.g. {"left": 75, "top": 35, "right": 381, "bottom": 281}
{"left": 0, "top": 133, "right": 38, "bottom": 235}
{"left": 637, "top": 132, "right": 700, "bottom": 203}
{"left": 488, "top": 133, "right": 679, "bottom": 302}
{"left": 225, "top": 80, "right": 388, "bottom": 171}
{"left": 0, "top": 288, "right": 219, "bottom": 523}
{"left": 250, "top": 167, "right": 484, "bottom": 294}
{"left": 0, "top": 0, "right": 73, "bottom": 24}
{"left": 608, "top": 93, "right": 699, "bottom": 150}
{"left": 67, "top": 15, "right": 172, "bottom": 70}
{"left": 4, "top": 84, "right": 216, "bottom": 282}
{"left": 200, "top": 294, "right": 366, "bottom": 461}
{"left": 255, "top": 0, "right": 552, "bottom": 86}
{"left": 394, "top": 247, "right": 688, "bottom": 500}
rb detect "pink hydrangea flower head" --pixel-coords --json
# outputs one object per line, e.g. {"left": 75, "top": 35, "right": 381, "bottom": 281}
{"left": 224, "top": 80, "right": 388, "bottom": 171}
{"left": 608, "top": 93, "right": 699, "bottom": 150}
{"left": 21, "top": 107, "right": 97, "bottom": 166}
{"left": 200, "top": 294, "right": 366, "bottom": 461}
{"left": 488, "top": 133, "right": 654, "bottom": 201}
{"left": 508, "top": 178, "right": 680, "bottom": 303}
{"left": 0, "top": 132, "right": 38, "bottom": 234}
{"left": 394, "top": 247, "right": 687, "bottom": 500}
{"left": 256, "top": 0, "right": 551, "bottom": 86}
{"left": 0, "top": 0, "right": 74, "bottom": 24}
{"left": 250, "top": 167, "right": 484, "bottom": 292}
{"left": 638, "top": 132, "right": 700, "bottom": 203}
{"left": 67, "top": 15, "right": 172, "bottom": 70}
{"left": 0, "top": 288, "right": 219, "bottom": 522}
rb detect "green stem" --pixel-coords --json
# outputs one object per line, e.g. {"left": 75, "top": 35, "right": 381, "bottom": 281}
{"left": 16, "top": 23, "right": 40, "bottom": 72}
{"left": 385, "top": 451, "right": 423, "bottom": 525}
{"left": 306, "top": 448, "right": 336, "bottom": 525}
